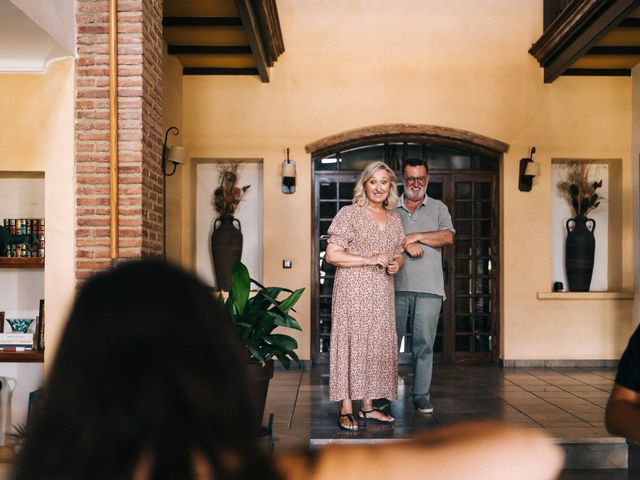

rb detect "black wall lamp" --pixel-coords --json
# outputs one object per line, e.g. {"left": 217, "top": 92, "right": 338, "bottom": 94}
{"left": 518, "top": 146, "right": 540, "bottom": 192}
{"left": 162, "top": 126, "right": 185, "bottom": 176}
{"left": 281, "top": 147, "right": 296, "bottom": 194}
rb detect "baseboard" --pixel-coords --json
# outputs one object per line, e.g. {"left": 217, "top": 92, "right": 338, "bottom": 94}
{"left": 273, "top": 359, "right": 311, "bottom": 370}
{"left": 500, "top": 359, "right": 619, "bottom": 368}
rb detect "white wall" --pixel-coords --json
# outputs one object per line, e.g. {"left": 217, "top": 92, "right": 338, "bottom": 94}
{"left": 195, "top": 161, "right": 263, "bottom": 288}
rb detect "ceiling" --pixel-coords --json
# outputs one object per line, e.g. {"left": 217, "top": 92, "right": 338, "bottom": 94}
{"left": 0, "top": 0, "right": 71, "bottom": 72}
{"left": 163, "top": 0, "right": 284, "bottom": 82}
{"left": 529, "top": 0, "right": 640, "bottom": 83}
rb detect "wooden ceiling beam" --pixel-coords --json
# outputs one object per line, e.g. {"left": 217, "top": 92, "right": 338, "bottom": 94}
{"left": 620, "top": 17, "right": 640, "bottom": 26}
{"left": 183, "top": 67, "right": 259, "bottom": 75}
{"left": 162, "top": 17, "right": 242, "bottom": 27}
{"left": 529, "top": 0, "right": 640, "bottom": 83}
{"left": 587, "top": 45, "right": 640, "bottom": 54}
{"left": 234, "top": 0, "right": 269, "bottom": 82}
{"left": 168, "top": 45, "right": 252, "bottom": 55}
{"left": 564, "top": 68, "right": 631, "bottom": 75}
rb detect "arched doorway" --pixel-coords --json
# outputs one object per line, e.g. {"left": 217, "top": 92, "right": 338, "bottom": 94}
{"left": 306, "top": 124, "right": 509, "bottom": 365}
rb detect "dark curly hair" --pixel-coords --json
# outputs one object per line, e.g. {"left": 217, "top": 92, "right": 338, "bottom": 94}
{"left": 13, "top": 260, "right": 281, "bottom": 480}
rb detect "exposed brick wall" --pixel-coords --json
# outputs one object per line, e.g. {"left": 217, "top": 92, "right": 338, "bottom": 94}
{"left": 75, "top": 0, "right": 163, "bottom": 282}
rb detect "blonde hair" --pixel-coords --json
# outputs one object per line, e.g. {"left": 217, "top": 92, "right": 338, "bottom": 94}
{"left": 352, "top": 161, "right": 399, "bottom": 210}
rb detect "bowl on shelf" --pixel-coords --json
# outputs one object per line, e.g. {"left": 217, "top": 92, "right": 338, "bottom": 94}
{"left": 7, "top": 318, "right": 34, "bottom": 333}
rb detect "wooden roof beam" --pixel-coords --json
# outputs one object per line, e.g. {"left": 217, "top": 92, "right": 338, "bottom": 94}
{"left": 529, "top": 0, "right": 640, "bottom": 83}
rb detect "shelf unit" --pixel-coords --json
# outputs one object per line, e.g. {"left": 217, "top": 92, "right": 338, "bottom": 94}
{"left": 0, "top": 351, "right": 43, "bottom": 363}
{"left": 0, "top": 258, "right": 44, "bottom": 268}
{"left": 0, "top": 173, "right": 45, "bottom": 365}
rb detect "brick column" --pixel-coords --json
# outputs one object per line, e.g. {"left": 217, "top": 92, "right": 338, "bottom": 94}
{"left": 75, "top": 0, "right": 163, "bottom": 281}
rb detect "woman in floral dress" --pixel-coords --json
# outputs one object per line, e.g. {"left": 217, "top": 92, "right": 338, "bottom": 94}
{"left": 325, "top": 161, "right": 405, "bottom": 430}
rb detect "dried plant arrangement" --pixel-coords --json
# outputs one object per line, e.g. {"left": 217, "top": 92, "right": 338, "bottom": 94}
{"left": 557, "top": 161, "right": 604, "bottom": 218}
{"left": 212, "top": 163, "right": 251, "bottom": 217}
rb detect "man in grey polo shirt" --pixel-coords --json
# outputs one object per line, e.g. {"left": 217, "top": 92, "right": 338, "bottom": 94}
{"left": 395, "top": 158, "right": 455, "bottom": 413}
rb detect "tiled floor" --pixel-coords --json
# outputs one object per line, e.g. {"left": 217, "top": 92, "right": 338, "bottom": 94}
{"left": 263, "top": 363, "right": 630, "bottom": 479}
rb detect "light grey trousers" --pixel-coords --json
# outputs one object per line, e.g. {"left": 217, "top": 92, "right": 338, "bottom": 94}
{"left": 395, "top": 292, "right": 443, "bottom": 400}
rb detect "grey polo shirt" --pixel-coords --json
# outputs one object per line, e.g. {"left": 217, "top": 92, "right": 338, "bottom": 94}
{"left": 394, "top": 194, "right": 455, "bottom": 299}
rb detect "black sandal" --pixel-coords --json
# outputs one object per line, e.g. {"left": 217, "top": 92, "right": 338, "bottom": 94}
{"left": 358, "top": 408, "right": 394, "bottom": 424}
{"left": 338, "top": 412, "right": 358, "bottom": 431}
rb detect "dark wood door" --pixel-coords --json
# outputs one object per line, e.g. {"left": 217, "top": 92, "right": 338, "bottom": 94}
{"left": 311, "top": 170, "right": 499, "bottom": 365}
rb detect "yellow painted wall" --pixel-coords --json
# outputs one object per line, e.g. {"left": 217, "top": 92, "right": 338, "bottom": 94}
{"left": 163, "top": 47, "right": 184, "bottom": 265}
{"left": 0, "top": 58, "right": 76, "bottom": 367}
{"left": 178, "top": 0, "right": 634, "bottom": 360}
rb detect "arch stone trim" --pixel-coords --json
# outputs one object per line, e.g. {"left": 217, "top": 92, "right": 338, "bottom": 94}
{"left": 305, "top": 124, "right": 510, "bottom": 158}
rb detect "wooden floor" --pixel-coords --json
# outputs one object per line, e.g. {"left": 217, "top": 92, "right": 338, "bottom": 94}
{"left": 263, "top": 363, "right": 631, "bottom": 479}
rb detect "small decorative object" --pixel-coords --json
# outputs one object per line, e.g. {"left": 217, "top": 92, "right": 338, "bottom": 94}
{"left": 557, "top": 161, "right": 604, "bottom": 292}
{"left": 553, "top": 281, "right": 564, "bottom": 292}
{"left": 210, "top": 163, "right": 250, "bottom": 291}
{"left": 7, "top": 319, "right": 34, "bottom": 333}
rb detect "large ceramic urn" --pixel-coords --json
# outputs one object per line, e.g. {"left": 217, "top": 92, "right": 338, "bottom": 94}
{"left": 565, "top": 217, "right": 595, "bottom": 292}
{"left": 210, "top": 215, "right": 243, "bottom": 291}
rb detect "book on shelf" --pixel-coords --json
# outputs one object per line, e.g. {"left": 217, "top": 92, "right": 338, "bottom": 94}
{"left": 35, "top": 299, "right": 44, "bottom": 351}
{"left": 1, "top": 218, "right": 45, "bottom": 257}
{"left": 0, "top": 312, "right": 3, "bottom": 334}
{"left": 0, "top": 347, "right": 33, "bottom": 352}
{"left": 0, "top": 333, "right": 34, "bottom": 345}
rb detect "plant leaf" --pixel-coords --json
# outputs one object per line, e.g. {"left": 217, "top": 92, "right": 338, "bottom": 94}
{"left": 580, "top": 197, "right": 589, "bottom": 215}
{"left": 277, "top": 288, "right": 305, "bottom": 313}
{"left": 570, "top": 184, "right": 579, "bottom": 197}
{"left": 230, "top": 260, "right": 250, "bottom": 316}
{"left": 273, "top": 351, "right": 291, "bottom": 369}
{"left": 244, "top": 338, "right": 265, "bottom": 363}
{"left": 265, "top": 334, "right": 298, "bottom": 351}
{"left": 571, "top": 198, "right": 579, "bottom": 216}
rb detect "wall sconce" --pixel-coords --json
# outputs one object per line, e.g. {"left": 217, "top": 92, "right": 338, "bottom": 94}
{"left": 281, "top": 147, "right": 296, "bottom": 194}
{"left": 162, "top": 126, "right": 186, "bottom": 176}
{"left": 518, "top": 147, "right": 540, "bottom": 192}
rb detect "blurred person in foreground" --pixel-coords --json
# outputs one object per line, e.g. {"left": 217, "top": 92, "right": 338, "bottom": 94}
{"left": 606, "top": 324, "right": 640, "bottom": 441}
{"left": 13, "top": 260, "right": 564, "bottom": 480}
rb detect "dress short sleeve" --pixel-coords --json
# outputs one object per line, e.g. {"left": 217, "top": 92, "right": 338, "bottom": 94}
{"left": 389, "top": 211, "right": 405, "bottom": 255}
{"left": 615, "top": 324, "right": 640, "bottom": 392}
{"left": 327, "top": 205, "right": 355, "bottom": 249}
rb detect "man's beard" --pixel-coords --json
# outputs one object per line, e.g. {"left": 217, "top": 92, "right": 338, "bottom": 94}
{"left": 404, "top": 185, "right": 427, "bottom": 201}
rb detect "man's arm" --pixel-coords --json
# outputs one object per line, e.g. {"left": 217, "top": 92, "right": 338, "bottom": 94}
{"left": 404, "top": 230, "right": 454, "bottom": 249}
{"left": 606, "top": 384, "right": 640, "bottom": 440}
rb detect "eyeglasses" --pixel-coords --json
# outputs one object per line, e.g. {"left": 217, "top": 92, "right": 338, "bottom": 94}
{"left": 404, "top": 176, "right": 427, "bottom": 185}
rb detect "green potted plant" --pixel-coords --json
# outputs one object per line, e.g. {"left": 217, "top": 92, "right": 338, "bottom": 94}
{"left": 222, "top": 260, "right": 304, "bottom": 423}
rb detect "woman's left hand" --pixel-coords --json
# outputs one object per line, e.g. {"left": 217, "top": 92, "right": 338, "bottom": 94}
{"left": 386, "top": 253, "right": 404, "bottom": 275}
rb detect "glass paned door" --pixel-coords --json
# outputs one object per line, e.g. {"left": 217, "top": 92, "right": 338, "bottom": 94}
{"left": 449, "top": 174, "right": 497, "bottom": 363}
{"left": 314, "top": 174, "right": 357, "bottom": 360}
{"left": 312, "top": 172, "right": 498, "bottom": 364}
{"left": 312, "top": 152, "right": 499, "bottom": 365}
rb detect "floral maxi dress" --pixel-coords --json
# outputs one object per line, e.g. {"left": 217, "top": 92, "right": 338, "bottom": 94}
{"left": 327, "top": 204, "right": 405, "bottom": 401}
